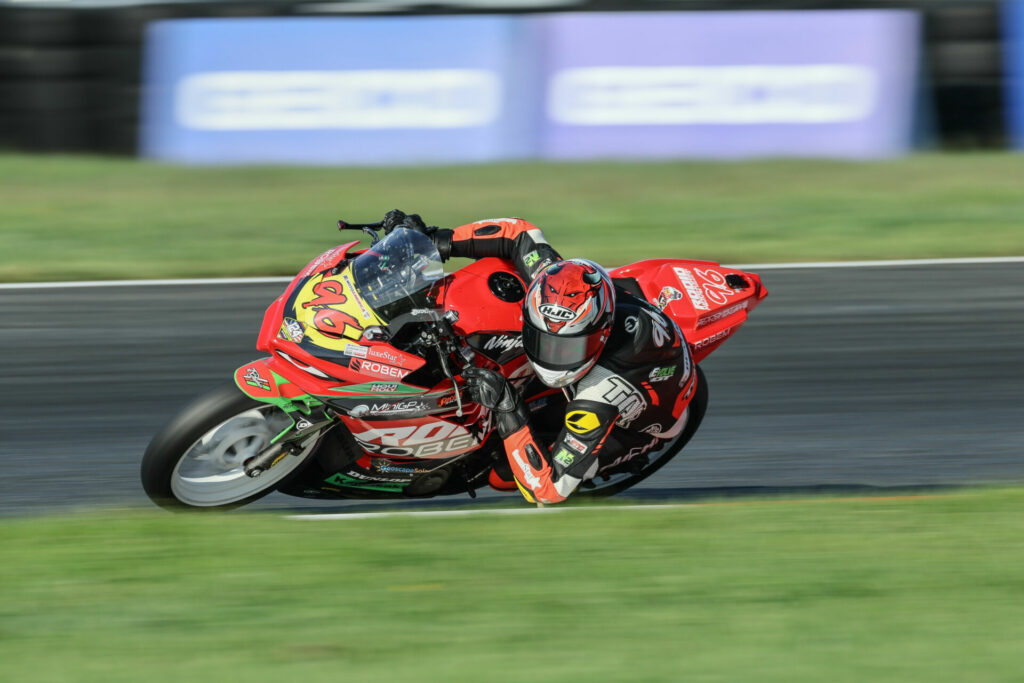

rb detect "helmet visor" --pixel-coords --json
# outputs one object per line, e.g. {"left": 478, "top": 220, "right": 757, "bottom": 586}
{"left": 523, "top": 324, "right": 605, "bottom": 371}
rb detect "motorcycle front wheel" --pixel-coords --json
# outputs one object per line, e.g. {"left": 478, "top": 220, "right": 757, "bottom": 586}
{"left": 141, "top": 383, "right": 319, "bottom": 511}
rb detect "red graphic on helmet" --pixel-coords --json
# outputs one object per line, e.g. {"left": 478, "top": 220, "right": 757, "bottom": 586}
{"left": 529, "top": 261, "right": 606, "bottom": 333}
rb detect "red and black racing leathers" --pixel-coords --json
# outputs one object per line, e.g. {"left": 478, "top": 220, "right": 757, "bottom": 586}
{"left": 438, "top": 217, "right": 696, "bottom": 504}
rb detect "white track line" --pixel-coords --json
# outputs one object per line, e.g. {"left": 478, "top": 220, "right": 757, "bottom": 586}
{"left": 732, "top": 256, "right": 1024, "bottom": 270}
{"left": 287, "top": 503, "right": 689, "bottom": 521}
{"left": 2, "top": 256, "right": 1022, "bottom": 291}
{"left": 0, "top": 276, "right": 292, "bottom": 291}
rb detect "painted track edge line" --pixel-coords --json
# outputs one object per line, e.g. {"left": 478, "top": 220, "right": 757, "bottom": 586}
{"left": 731, "top": 256, "right": 1024, "bottom": 270}
{"left": 0, "top": 276, "right": 293, "bottom": 290}
{"left": 287, "top": 503, "right": 690, "bottom": 521}
{"left": 3, "top": 256, "right": 1023, "bottom": 290}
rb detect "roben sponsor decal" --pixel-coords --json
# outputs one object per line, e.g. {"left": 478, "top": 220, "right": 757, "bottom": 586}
{"left": 694, "top": 327, "right": 734, "bottom": 350}
{"left": 352, "top": 421, "right": 478, "bottom": 458}
{"left": 547, "top": 65, "right": 877, "bottom": 126}
{"left": 350, "top": 358, "right": 406, "bottom": 380}
{"left": 176, "top": 70, "right": 502, "bottom": 131}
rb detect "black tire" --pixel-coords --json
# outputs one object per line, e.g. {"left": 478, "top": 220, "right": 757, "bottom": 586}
{"left": 574, "top": 365, "right": 709, "bottom": 499}
{"left": 141, "top": 383, "right": 315, "bottom": 511}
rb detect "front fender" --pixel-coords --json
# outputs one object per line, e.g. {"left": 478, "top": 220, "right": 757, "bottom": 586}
{"left": 234, "top": 358, "right": 323, "bottom": 413}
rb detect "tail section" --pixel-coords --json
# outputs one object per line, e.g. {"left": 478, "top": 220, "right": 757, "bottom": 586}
{"left": 610, "top": 259, "right": 768, "bottom": 363}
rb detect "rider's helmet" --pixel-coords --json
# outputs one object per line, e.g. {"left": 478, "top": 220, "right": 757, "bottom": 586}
{"left": 522, "top": 258, "right": 615, "bottom": 387}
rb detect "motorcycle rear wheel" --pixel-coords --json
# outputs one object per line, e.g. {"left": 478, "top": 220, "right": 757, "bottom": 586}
{"left": 574, "top": 365, "right": 708, "bottom": 499}
{"left": 141, "top": 383, "right": 318, "bottom": 511}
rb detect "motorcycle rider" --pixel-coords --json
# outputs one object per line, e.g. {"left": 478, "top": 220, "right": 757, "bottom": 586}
{"left": 382, "top": 210, "right": 697, "bottom": 505}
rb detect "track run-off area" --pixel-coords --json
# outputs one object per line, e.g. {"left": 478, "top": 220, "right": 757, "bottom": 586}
{"left": 2, "top": 258, "right": 1023, "bottom": 516}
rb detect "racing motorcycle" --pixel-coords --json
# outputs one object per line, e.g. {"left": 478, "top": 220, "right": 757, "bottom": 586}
{"left": 141, "top": 221, "right": 767, "bottom": 510}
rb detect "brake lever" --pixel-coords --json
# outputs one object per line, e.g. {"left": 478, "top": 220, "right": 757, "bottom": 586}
{"left": 419, "top": 314, "right": 469, "bottom": 418}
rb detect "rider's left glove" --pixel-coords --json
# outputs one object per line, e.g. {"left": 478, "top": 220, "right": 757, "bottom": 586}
{"left": 463, "top": 367, "right": 519, "bottom": 413}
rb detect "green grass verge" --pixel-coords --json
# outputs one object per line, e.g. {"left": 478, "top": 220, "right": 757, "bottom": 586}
{"left": 2, "top": 153, "right": 1024, "bottom": 282}
{"left": 3, "top": 488, "right": 1024, "bottom": 681}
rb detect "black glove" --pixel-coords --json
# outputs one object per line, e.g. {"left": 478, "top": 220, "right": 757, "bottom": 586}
{"left": 382, "top": 209, "right": 435, "bottom": 236}
{"left": 463, "top": 367, "right": 519, "bottom": 413}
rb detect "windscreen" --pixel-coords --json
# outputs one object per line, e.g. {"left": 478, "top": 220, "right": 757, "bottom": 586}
{"left": 350, "top": 228, "right": 444, "bottom": 321}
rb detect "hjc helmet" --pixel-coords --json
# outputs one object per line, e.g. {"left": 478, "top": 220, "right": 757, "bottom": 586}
{"left": 522, "top": 258, "right": 615, "bottom": 387}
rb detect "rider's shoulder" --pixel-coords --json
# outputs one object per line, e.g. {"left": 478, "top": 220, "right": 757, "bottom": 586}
{"left": 600, "top": 295, "right": 679, "bottom": 367}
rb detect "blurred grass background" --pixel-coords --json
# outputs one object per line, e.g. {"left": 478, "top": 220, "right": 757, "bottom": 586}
{"left": 2, "top": 488, "right": 1024, "bottom": 682}
{"left": 2, "top": 153, "right": 1024, "bottom": 282}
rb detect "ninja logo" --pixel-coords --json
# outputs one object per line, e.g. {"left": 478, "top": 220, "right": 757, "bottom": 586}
{"left": 483, "top": 335, "right": 523, "bottom": 352}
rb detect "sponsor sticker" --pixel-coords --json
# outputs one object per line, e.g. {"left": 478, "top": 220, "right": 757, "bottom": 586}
{"left": 243, "top": 367, "right": 270, "bottom": 391}
{"left": 367, "top": 401, "right": 429, "bottom": 416}
{"left": 657, "top": 286, "right": 683, "bottom": 311}
{"left": 694, "top": 327, "right": 734, "bottom": 350}
{"left": 350, "top": 358, "right": 406, "bottom": 380}
{"left": 343, "top": 343, "right": 369, "bottom": 358}
{"left": 553, "top": 449, "right": 575, "bottom": 467}
{"left": 342, "top": 273, "right": 375, "bottom": 320}
{"left": 599, "top": 376, "right": 646, "bottom": 428}
{"left": 649, "top": 366, "right": 675, "bottom": 383}
{"left": 564, "top": 434, "right": 587, "bottom": 453}
{"left": 368, "top": 346, "right": 402, "bottom": 364}
{"left": 673, "top": 267, "right": 709, "bottom": 311}
{"left": 279, "top": 317, "right": 304, "bottom": 343}
{"left": 565, "top": 410, "right": 600, "bottom": 434}
{"left": 369, "top": 382, "right": 399, "bottom": 393}
{"left": 697, "top": 301, "right": 748, "bottom": 328}
{"left": 351, "top": 421, "right": 479, "bottom": 459}
{"left": 372, "top": 459, "right": 432, "bottom": 475}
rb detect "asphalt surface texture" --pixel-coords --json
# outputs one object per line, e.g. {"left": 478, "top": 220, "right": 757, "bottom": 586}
{"left": 2, "top": 262, "right": 1023, "bottom": 516}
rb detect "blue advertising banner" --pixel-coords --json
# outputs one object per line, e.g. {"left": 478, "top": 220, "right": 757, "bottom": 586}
{"left": 538, "top": 11, "right": 922, "bottom": 160}
{"left": 1006, "top": 0, "right": 1024, "bottom": 148}
{"left": 141, "top": 12, "right": 922, "bottom": 164}
{"left": 141, "top": 17, "right": 539, "bottom": 164}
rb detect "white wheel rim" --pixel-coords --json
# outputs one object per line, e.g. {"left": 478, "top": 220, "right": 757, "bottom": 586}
{"left": 170, "top": 407, "right": 317, "bottom": 507}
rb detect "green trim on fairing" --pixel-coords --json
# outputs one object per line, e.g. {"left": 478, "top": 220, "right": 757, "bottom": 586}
{"left": 234, "top": 369, "right": 326, "bottom": 414}
{"left": 328, "top": 382, "right": 424, "bottom": 395}
{"left": 324, "top": 472, "right": 406, "bottom": 492}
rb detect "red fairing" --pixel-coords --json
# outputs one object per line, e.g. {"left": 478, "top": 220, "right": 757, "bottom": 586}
{"left": 610, "top": 259, "right": 767, "bottom": 363}
{"left": 257, "top": 241, "right": 363, "bottom": 354}
{"left": 440, "top": 257, "right": 525, "bottom": 336}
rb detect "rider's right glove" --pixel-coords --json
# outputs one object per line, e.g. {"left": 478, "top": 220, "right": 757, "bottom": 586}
{"left": 382, "top": 209, "right": 436, "bottom": 236}
{"left": 463, "top": 367, "right": 527, "bottom": 437}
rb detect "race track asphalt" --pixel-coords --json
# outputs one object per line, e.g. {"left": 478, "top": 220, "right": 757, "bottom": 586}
{"left": 2, "top": 262, "right": 1023, "bottom": 516}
